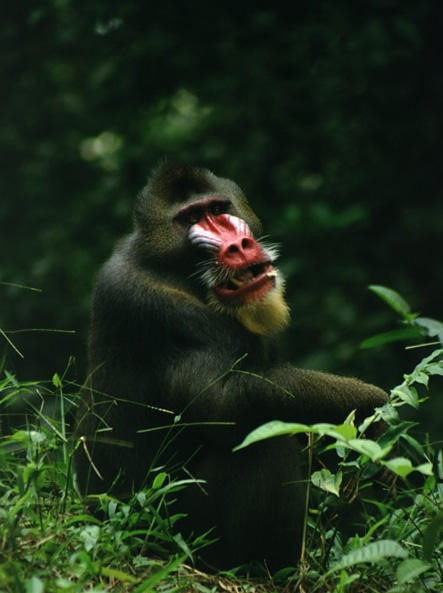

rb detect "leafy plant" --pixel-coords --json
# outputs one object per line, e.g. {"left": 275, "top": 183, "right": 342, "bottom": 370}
{"left": 0, "top": 371, "right": 207, "bottom": 593}
{"left": 236, "top": 286, "right": 443, "bottom": 592}
{"left": 1, "top": 286, "right": 442, "bottom": 592}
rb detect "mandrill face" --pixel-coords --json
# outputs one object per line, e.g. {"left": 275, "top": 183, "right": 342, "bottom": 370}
{"left": 186, "top": 203, "right": 290, "bottom": 335}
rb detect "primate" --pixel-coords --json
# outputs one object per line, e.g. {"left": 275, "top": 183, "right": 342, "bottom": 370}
{"left": 75, "top": 162, "right": 387, "bottom": 571}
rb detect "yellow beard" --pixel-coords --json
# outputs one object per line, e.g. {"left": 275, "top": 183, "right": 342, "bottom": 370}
{"left": 208, "top": 284, "right": 291, "bottom": 336}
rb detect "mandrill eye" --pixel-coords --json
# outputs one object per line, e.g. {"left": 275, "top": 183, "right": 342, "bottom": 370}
{"left": 187, "top": 208, "right": 202, "bottom": 224}
{"left": 209, "top": 200, "right": 229, "bottom": 216}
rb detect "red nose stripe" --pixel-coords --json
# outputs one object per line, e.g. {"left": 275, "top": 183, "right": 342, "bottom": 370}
{"left": 191, "top": 214, "right": 264, "bottom": 267}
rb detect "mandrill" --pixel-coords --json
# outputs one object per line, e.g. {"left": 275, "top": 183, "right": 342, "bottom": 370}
{"left": 75, "top": 161, "right": 387, "bottom": 571}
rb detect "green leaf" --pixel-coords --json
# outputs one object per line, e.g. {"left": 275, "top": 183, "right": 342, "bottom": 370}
{"left": 172, "top": 532, "right": 193, "bottom": 558}
{"left": 391, "top": 384, "right": 419, "bottom": 408}
{"left": 11, "top": 429, "right": 47, "bottom": 446}
{"left": 311, "top": 469, "right": 342, "bottom": 496}
{"left": 330, "top": 540, "right": 407, "bottom": 572}
{"left": 361, "top": 328, "right": 422, "bottom": 349}
{"left": 345, "top": 439, "right": 388, "bottom": 461}
{"left": 333, "top": 422, "right": 357, "bottom": 439}
{"left": 378, "top": 402, "right": 399, "bottom": 423}
{"left": 335, "top": 570, "right": 360, "bottom": 589}
{"left": 234, "top": 420, "right": 358, "bottom": 452}
{"left": 152, "top": 471, "right": 168, "bottom": 489}
{"left": 378, "top": 420, "right": 416, "bottom": 448}
{"left": 80, "top": 525, "right": 100, "bottom": 552}
{"left": 414, "top": 316, "right": 443, "bottom": 343}
{"left": 414, "top": 371, "right": 430, "bottom": 387}
{"left": 312, "top": 423, "right": 350, "bottom": 439}
{"left": 400, "top": 433, "right": 427, "bottom": 458}
{"left": 415, "top": 462, "right": 433, "bottom": 476}
{"left": 369, "top": 285, "right": 411, "bottom": 317}
{"left": 418, "top": 348, "right": 443, "bottom": 366}
{"left": 134, "top": 556, "right": 185, "bottom": 593}
{"left": 52, "top": 372, "right": 62, "bottom": 388}
{"left": 4, "top": 370, "right": 19, "bottom": 387}
{"left": 101, "top": 567, "right": 137, "bottom": 583}
{"left": 396, "top": 558, "right": 430, "bottom": 584}
{"left": 426, "top": 362, "right": 443, "bottom": 377}
{"left": 25, "top": 577, "right": 44, "bottom": 593}
{"left": 233, "top": 420, "right": 311, "bottom": 450}
{"left": 423, "top": 513, "right": 443, "bottom": 562}
{"left": 65, "top": 514, "right": 101, "bottom": 526}
{"left": 382, "top": 457, "right": 413, "bottom": 478}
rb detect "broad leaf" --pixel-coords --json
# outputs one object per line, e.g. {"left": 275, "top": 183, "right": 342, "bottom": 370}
{"left": 344, "top": 439, "right": 388, "bottom": 461}
{"left": 415, "top": 462, "right": 433, "bottom": 476}
{"left": 311, "top": 469, "right": 342, "bottom": 496}
{"left": 25, "top": 577, "right": 44, "bottom": 593}
{"left": 234, "top": 420, "right": 357, "bottom": 451}
{"left": 382, "top": 457, "right": 413, "bottom": 478}
{"left": 233, "top": 420, "right": 311, "bottom": 451}
{"left": 414, "top": 316, "right": 443, "bottom": 343}
{"left": 396, "top": 558, "right": 430, "bottom": 584}
{"left": 369, "top": 285, "right": 411, "bottom": 317}
{"left": 391, "top": 384, "right": 419, "bottom": 408}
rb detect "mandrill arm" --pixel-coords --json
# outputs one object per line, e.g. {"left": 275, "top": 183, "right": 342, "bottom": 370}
{"left": 163, "top": 348, "right": 388, "bottom": 440}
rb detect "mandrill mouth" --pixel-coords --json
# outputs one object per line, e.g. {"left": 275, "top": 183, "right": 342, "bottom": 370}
{"left": 213, "top": 261, "right": 277, "bottom": 304}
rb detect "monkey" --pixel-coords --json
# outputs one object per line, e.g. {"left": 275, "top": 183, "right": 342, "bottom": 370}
{"left": 75, "top": 161, "right": 388, "bottom": 572}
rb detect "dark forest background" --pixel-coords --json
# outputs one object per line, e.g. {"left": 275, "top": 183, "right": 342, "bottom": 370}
{"left": 1, "top": 1, "right": 442, "bottom": 433}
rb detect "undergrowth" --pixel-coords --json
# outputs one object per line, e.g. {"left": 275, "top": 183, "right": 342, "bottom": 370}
{"left": 0, "top": 286, "right": 442, "bottom": 593}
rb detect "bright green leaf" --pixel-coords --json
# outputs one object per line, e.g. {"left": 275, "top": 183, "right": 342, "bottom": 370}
{"left": 234, "top": 420, "right": 358, "bottom": 451}
{"left": 331, "top": 423, "right": 357, "bottom": 440}
{"left": 415, "top": 462, "right": 433, "bottom": 476}
{"left": 101, "top": 567, "right": 137, "bottom": 583}
{"left": 233, "top": 420, "right": 311, "bottom": 450}
{"left": 382, "top": 457, "right": 413, "bottom": 478}
{"left": 25, "top": 577, "right": 44, "bottom": 593}
{"left": 65, "top": 514, "right": 101, "bottom": 526}
{"left": 52, "top": 372, "right": 62, "bottom": 388}
{"left": 152, "top": 471, "right": 168, "bottom": 489}
{"left": 11, "top": 430, "right": 47, "bottom": 446}
{"left": 345, "top": 439, "right": 387, "bottom": 460}
{"left": 413, "top": 371, "right": 429, "bottom": 387}
{"left": 391, "top": 384, "right": 419, "bottom": 408}
{"left": 426, "top": 362, "right": 443, "bottom": 377}
{"left": 419, "top": 348, "right": 443, "bottom": 365}
{"left": 311, "top": 469, "right": 342, "bottom": 496}
{"left": 4, "top": 370, "right": 19, "bottom": 387}
{"left": 312, "top": 423, "right": 349, "bottom": 439}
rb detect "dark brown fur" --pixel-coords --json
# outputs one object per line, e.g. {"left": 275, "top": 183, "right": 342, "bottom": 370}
{"left": 75, "top": 162, "right": 387, "bottom": 571}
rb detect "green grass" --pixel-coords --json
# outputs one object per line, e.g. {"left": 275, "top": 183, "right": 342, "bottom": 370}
{"left": 1, "top": 288, "right": 442, "bottom": 593}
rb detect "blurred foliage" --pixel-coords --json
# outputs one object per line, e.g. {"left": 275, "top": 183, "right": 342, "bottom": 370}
{"left": 1, "top": 2, "right": 442, "bottom": 417}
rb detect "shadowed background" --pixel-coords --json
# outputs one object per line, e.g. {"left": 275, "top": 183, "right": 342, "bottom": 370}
{"left": 2, "top": 2, "right": 442, "bottom": 431}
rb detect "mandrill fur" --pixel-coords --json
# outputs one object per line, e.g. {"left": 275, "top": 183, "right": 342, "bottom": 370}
{"left": 75, "top": 161, "right": 388, "bottom": 571}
